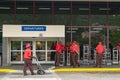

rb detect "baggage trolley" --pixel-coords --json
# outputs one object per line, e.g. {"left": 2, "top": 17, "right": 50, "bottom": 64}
{"left": 35, "top": 56, "right": 45, "bottom": 75}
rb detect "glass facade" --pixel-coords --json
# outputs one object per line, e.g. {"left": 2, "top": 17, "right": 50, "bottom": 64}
{"left": 0, "top": 1, "right": 120, "bottom": 53}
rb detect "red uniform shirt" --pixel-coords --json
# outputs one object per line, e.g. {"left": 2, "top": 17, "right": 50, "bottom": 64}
{"left": 96, "top": 43, "right": 105, "bottom": 54}
{"left": 55, "top": 43, "right": 62, "bottom": 53}
{"left": 116, "top": 45, "right": 120, "bottom": 52}
{"left": 70, "top": 43, "right": 80, "bottom": 54}
{"left": 24, "top": 48, "right": 32, "bottom": 59}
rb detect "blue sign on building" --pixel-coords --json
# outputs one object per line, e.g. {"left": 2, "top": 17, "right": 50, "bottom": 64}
{"left": 22, "top": 26, "right": 46, "bottom": 31}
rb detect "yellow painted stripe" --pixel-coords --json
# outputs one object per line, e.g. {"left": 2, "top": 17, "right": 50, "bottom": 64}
{"left": 53, "top": 68, "right": 120, "bottom": 72}
{"left": 0, "top": 69, "right": 17, "bottom": 73}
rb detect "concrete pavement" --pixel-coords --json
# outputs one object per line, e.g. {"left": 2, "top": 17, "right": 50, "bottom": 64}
{"left": 57, "top": 72, "right": 120, "bottom": 80}
{"left": 0, "top": 70, "right": 61, "bottom": 80}
{"left": 1, "top": 69, "right": 120, "bottom": 80}
{"left": 1, "top": 64, "right": 120, "bottom": 80}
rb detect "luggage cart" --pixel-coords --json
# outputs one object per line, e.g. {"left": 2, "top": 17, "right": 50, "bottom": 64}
{"left": 112, "top": 48, "right": 119, "bottom": 64}
{"left": 106, "top": 50, "right": 112, "bottom": 65}
{"left": 59, "top": 53, "right": 65, "bottom": 66}
{"left": 102, "top": 49, "right": 106, "bottom": 65}
{"left": 35, "top": 56, "right": 45, "bottom": 75}
{"left": 83, "top": 45, "right": 90, "bottom": 65}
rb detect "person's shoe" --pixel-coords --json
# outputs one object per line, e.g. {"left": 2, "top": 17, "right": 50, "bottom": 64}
{"left": 31, "top": 73, "right": 35, "bottom": 75}
{"left": 78, "top": 64, "right": 80, "bottom": 67}
{"left": 24, "top": 74, "right": 27, "bottom": 76}
{"left": 72, "top": 66, "right": 76, "bottom": 68}
{"left": 93, "top": 65, "right": 98, "bottom": 67}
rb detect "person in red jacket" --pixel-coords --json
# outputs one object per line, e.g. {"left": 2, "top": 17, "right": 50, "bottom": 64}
{"left": 95, "top": 41, "right": 105, "bottom": 67}
{"left": 70, "top": 41, "right": 80, "bottom": 67}
{"left": 23, "top": 43, "right": 35, "bottom": 76}
{"left": 55, "top": 41, "right": 62, "bottom": 67}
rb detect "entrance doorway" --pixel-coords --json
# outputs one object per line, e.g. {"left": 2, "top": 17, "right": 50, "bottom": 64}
{"left": 10, "top": 39, "right": 57, "bottom": 64}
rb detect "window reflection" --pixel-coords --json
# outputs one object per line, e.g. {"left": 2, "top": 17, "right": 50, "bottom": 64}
{"left": 36, "top": 41, "right": 45, "bottom": 50}
{"left": 11, "top": 52, "right": 21, "bottom": 61}
{"left": 11, "top": 41, "right": 21, "bottom": 50}
{"left": 36, "top": 52, "right": 45, "bottom": 61}
{"left": 47, "top": 41, "right": 56, "bottom": 61}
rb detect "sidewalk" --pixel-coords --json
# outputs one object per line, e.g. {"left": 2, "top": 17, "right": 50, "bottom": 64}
{"left": 1, "top": 64, "right": 120, "bottom": 80}
{"left": 0, "top": 64, "right": 61, "bottom": 80}
{"left": 1, "top": 64, "right": 120, "bottom": 73}
{"left": 0, "top": 70, "right": 61, "bottom": 80}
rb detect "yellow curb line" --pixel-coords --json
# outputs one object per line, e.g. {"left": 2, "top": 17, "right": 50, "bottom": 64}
{"left": 53, "top": 68, "right": 120, "bottom": 72}
{"left": 0, "top": 69, "right": 17, "bottom": 73}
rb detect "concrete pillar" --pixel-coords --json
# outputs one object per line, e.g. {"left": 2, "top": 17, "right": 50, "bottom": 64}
{"left": 2, "top": 37, "right": 9, "bottom": 66}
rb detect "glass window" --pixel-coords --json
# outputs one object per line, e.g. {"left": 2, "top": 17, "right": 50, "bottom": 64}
{"left": 36, "top": 14, "right": 52, "bottom": 25}
{"left": 47, "top": 41, "right": 56, "bottom": 50}
{"left": 109, "top": 15, "right": 120, "bottom": 26}
{"left": 72, "top": 15, "right": 88, "bottom": 26}
{"left": 11, "top": 41, "right": 21, "bottom": 61}
{"left": 36, "top": 52, "right": 45, "bottom": 61}
{"left": 11, "top": 41, "right": 21, "bottom": 50}
{"left": 65, "top": 27, "right": 89, "bottom": 44}
{"left": 47, "top": 52, "right": 51, "bottom": 61}
{"left": 91, "top": 15, "right": 106, "bottom": 26}
{"left": 47, "top": 41, "right": 56, "bottom": 61}
{"left": 109, "top": 28, "right": 120, "bottom": 47}
{"left": 36, "top": 41, "right": 45, "bottom": 50}
{"left": 0, "top": 14, "right": 14, "bottom": 26}
{"left": 16, "top": 1, "right": 33, "bottom": 24}
{"left": 91, "top": 28, "right": 106, "bottom": 48}
{"left": 54, "top": 14, "right": 70, "bottom": 26}
{"left": 36, "top": 41, "right": 46, "bottom": 61}
{"left": 11, "top": 51, "right": 21, "bottom": 61}
{"left": 16, "top": 14, "right": 33, "bottom": 24}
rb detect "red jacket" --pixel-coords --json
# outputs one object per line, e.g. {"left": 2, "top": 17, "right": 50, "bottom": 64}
{"left": 116, "top": 45, "right": 120, "bottom": 49}
{"left": 96, "top": 42, "right": 105, "bottom": 54}
{"left": 116, "top": 45, "right": 120, "bottom": 52}
{"left": 55, "top": 43, "right": 62, "bottom": 53}
{"left": 24, "top": 48, "right": 32, "bottom": 59}
{"left": 70, "top": 43, "right": 80, "bottom": 54}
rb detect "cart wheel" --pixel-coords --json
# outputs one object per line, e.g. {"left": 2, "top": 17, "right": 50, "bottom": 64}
{"left": 37, "top": 70, "right": 45, "bottom": 75}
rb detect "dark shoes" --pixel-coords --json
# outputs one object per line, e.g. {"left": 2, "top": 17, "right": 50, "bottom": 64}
{"left": 24, "top": 74, "right": 27, "bottom": 76}
{"left": 93, "top": 65, "right": 102, "bottom": 68}
{"left": 31, "top": 73, "right": 35, "bottom": 75}
{"left": 24, "top": 73, "right": 35, "bottom": 76}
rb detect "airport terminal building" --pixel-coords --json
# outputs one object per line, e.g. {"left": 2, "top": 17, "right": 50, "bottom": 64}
{"left": 0, "top": 0, "right": 120, "bottom": 66}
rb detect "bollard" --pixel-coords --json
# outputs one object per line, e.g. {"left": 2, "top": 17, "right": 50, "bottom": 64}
{"left": 83, "top": 45, "right": 89, "bottom": 65}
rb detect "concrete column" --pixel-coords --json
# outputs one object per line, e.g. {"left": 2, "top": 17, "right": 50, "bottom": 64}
{"left": 2, "top": 37, "right": 8, "bottom": 66}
